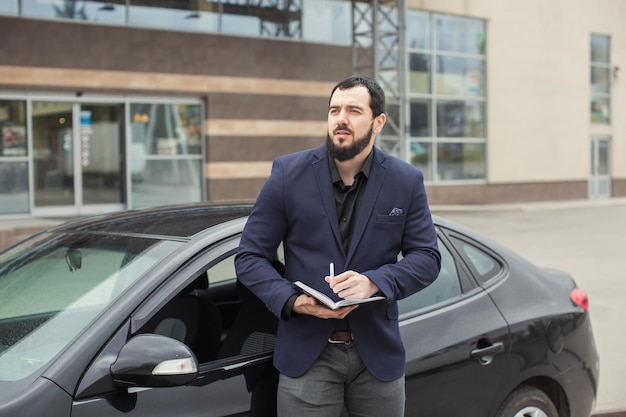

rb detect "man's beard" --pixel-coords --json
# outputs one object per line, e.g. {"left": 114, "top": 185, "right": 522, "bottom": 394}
{"left": 326, "top": 123, "right": 374, "bottom": 162}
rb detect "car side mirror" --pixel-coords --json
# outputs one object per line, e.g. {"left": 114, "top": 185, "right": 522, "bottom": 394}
{"left": 111, "top": 334, "right": 198, "bottom": 388}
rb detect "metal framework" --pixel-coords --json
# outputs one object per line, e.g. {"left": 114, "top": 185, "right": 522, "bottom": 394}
{"left": 352, "top": 0, "right": 406, "bottom": 159}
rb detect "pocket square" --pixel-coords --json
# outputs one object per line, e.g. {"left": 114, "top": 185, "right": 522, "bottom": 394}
{"left": 388, "top": 207, "right": 404, "bottom": 216}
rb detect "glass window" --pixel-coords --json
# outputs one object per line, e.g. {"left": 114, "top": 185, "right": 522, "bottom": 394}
{"left": 436, "top": 56, "right": 485, "bottom": 97}
{"left": 0, "top": 100, "right": 28, "bottom": 215}
{"left": 591, "top": 34, "right": 610, "bottom": 63}
{"left": 0, "top": 1, "right": 18, "bottom": 14}
{"left": 222, "top": 1, "right": 301, "bottom": 39}
{"left": 409, "top": 141, "right": 433, "bottom": 181}
{"left": 129, "top": 102, "right": 204, "bottom": 208}
{"left": 406, "top": 10, "right": 430, "bottom": 50}
{"left": 591, "top": 67, "right": 610, "bottom": 94}
{"left": 410, "top": 99, "right": 431, "bottom": 137}
{"left": 409, "top": 53, "right": 431, "bottom": 94}
{"left": 406, "top": 10, "right": 487, "bottom": 183}
{"left": 0, "top": 232, "right": 180, "bottom": 381}
{"left": 437, "top": 100, "right": 485, "bottom": 138}
{"left": 590, "top": 34, "right": 611, "bottom": 124}
{"left": 381, "top": 102, "right": 400, "bottom": 137}
{"left": 450, "top": 237, "right": 502, "bottom": 284}
{"left": 22, "top": 0, "right": 126, "bottom": 24}
{"left": 437, "top": 142, "right": 486, "bottom": 181}
{"left": 0, "top": 101, "right": 27, "bottom": 157}
{"left": 129, "top": 1, "right": 218, "bottom": 33}
{"left": 302, "top": 0, "right": 351, "bottom": 45}
{"left": 398, "top": 238, "right": 461, "bottom": 314}
{"left": 18, "top": 0, "right": 351, "bottom": 46}
{"left": 0, "top": 162, "right": 28, "bottom": 214}
{"left": 435, "top": 14, "right": 486, "bottom": 55}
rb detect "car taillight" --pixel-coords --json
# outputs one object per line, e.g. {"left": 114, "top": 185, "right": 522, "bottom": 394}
{"left": 570, "top": 288, "right": 589, "bottom": 311}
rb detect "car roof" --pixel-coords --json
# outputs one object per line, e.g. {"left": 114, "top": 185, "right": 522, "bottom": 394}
{"left": 48, "top": 203, "right": 253, "bottom": 239}
{"left": 45, "top": 205, "right": 480, "bottom": 248}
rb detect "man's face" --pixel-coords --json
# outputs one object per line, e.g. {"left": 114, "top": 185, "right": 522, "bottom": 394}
{"left": 326, "top": 86, "right": 385, "bottom": 162}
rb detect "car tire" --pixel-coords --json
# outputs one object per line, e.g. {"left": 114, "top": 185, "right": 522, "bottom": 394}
{"left": 495, "top": 385, "right": 559, "bottom": 417}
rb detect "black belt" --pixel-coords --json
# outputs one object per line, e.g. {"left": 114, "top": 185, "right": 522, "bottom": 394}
{"left": 328, "top": 330, "right": 353, "bottom": 344}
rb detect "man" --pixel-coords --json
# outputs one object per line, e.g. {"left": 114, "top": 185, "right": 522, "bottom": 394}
{"left": 235, "top": 75, "right": 441, "bottom": 417}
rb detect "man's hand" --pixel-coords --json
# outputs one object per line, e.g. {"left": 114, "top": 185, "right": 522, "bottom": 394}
{"left": 326, "top": 270, "right": 380, "bottom": 299}
{"left": 292, "top": 294, "right": 357, "bottom": 319}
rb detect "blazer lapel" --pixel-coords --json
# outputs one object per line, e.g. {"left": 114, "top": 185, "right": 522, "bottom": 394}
{"left": 312, "top": 148, "right": 344, "bottom": 252}
{"left": 346, "top": 148, "right": 387, "bottom": 263}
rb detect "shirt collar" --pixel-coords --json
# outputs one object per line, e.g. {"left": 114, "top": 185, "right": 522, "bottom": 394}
{"left": 329, "top": 149, "right": 374, "bottom": 184}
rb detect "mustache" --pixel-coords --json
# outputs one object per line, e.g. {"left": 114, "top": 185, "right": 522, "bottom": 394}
{"left": 333, "top": 124, "right": 353, "bottom": 135}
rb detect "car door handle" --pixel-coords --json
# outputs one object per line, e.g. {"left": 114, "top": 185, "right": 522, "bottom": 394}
{"left": 471, "top": 341, "right": 504, "bottom": 365}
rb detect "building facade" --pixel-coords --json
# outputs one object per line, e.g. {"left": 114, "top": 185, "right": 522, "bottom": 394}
{"left": 1, "top": 0, "right": 625, "bottom": 218}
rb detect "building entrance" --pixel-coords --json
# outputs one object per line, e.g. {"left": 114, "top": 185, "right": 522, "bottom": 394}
{"left": 588, "top": 137, "right": 611, "bottom": 199}
{"left": 32, "top": 101, "right": 125, "bottom": 216}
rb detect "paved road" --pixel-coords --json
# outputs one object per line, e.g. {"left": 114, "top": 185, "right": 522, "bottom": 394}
{"left": 431, "top": 199, "right": 626, "bottom": 415}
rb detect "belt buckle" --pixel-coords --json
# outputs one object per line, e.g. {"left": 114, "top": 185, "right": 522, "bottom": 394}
{"left": 328, "top": 331, "right": 353, "bottom": 344}
{"left": 328, "top": 338, "right": 350, "bottom": 344}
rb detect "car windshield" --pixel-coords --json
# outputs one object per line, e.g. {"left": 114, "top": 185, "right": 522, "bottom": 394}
{"left": 0, "top": 232, "right": 182, "bottom": 382}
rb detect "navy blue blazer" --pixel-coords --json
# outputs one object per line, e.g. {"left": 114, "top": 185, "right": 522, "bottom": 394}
{"left": 235, "top": 145, "right": 440, "bottom": 381}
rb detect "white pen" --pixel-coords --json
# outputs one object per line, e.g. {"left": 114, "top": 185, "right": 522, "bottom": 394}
{"left": 329, "top": 262, "right": 334, "bottom": 283}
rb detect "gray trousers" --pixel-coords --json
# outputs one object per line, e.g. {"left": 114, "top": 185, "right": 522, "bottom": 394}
{"left": 277, "top": 341, "right": 405, "bottom": 417}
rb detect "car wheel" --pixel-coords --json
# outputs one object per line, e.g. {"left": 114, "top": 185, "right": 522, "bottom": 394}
{"left": 495, "top": 385, "right": 559, "bottom": 417}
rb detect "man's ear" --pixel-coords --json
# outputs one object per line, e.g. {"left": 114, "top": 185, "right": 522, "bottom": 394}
{"left": 373, "top": 113, "right": 387, "bottom": 134}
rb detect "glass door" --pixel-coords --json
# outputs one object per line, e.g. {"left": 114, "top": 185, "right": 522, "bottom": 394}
{"left": 32, "top": 101, "right": 125, "bottom": 215}
{"left": 79, "top": 104, "right": 125, "bottom": 208}
{"left": 588, "top": 137, "right": 611, "bottom": 199}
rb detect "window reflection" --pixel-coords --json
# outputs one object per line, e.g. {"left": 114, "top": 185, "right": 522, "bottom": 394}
{"left": 129, "top": 1, "right": 219, "bottom": 33}
{"left": 0, "top": 162, "right": 28, "bottom": 214}
{"left": 437, "top": 142, "right": 485, "bottom": 181}
{"left": 0, "top": 100, "right": 29, "bottom": 214}
{"left": 0, "top": 1, "right": 18, "bottom": 14}
{"left": 437, "top": 100, "right": 485, "bottom": 138}
{"left": 591, "top": 34, "right": 610, "bottom": 63}
{"left": 302, "top": 0, "right": 350, "bottom": 45}
{"left": 22, "top": 0, "right": 126, "bottom": 24}
{"left": 130, "top": 103, "right": 202, "bottom": 156}
{"left": 406, "top": 11, "right": 430, "bottom": 50}
{"left": 409, "top": 141, "right": 432, "bottom": 181}
{"left": 409, "top": 53, "right": 431, "bottom": 94}
{"left": 0, "top": 100, "right": 27, "bottom": 157}
{"left": 17, "top": 0, "right": 350, "bottom": 46}
{"left": 407, "top": 10, "right": 487, "bottom": 183}
{"left": 129, "top": 102, "right": 203, "bottom": 208}
{"left": 410, "top": 99, "right": 431, "bottom": 137}
{"left": 436, "top": 56, "right": 485, "bottom": 97}
{"left": 590, "top": 34, "right": 611, "bottom": 124}
{"left": 130, "top": 159, "right": 203, "bottom": 208}
{"left": 435, "top": 14, "right": 485, "bottom": 55}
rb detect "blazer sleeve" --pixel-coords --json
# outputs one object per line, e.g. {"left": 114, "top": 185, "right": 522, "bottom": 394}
{"left": 362, "top": 168, "right": 441, "bottom": 301}
{"left": 235, "top": 158, "right": 299, "bottom": 318}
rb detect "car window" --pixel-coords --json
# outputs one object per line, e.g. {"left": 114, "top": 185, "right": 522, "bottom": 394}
{"left": 449, "top": 236, "right": 503, "bottom": 284}
{"left": 0, "top": 233, "right": 181, "bottom": 382}
{"left": 398, "top": 239, "right": 462, "bottom": 314}
{"left": 206, "top": 253, "right": 236, "bottom": 285}
{"left": 140, "top": 251, "right": 277, "bottom": 365}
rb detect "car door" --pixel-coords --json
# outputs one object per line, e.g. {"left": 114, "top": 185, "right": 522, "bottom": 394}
{"left": 401, "top": 232, "right": 511, "bottom": 417}
{"left": 71, "top": 237, "right": 279, "bottom": 417}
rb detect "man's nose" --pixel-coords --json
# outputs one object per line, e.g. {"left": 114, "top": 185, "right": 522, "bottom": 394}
{"left": 336, "top": 109, "right": 349, "bottom": 124}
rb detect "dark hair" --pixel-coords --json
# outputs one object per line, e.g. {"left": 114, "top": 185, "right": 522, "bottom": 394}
{"left": 329, "top": 75, "right": 385, "bottom": 117}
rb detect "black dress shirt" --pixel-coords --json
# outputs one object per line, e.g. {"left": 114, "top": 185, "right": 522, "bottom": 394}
{"left": 282, "top": 150, "right": 373, "bottom": 320}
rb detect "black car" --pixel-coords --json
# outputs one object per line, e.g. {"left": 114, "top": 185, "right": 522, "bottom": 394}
{"left": 0, "top": 204, "right": 598, "bottom": 417}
